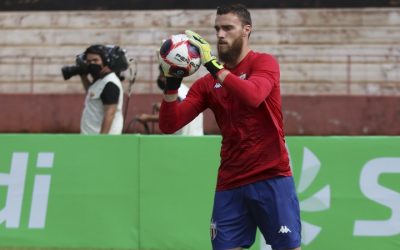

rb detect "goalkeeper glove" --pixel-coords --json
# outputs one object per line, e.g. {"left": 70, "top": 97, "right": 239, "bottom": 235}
{"left": 163, "top": 77, "right": 183, "bottom": 95}
{"left": 157, "top": 50, "right": 183, "bottom": 94}
{"left": 185, "top": 30, "right": 224, "bottom": 77}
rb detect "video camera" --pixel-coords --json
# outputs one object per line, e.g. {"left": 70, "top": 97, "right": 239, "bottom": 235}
{"left": 61, "top": 54, "right": 87, "bottom": 80}
{"left": 61, "top": 45, "right": 129, "bottom": 80}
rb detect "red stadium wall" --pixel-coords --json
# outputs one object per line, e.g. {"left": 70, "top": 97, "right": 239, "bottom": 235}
{"left": 283, "top": 96, "right": 400, "bottom": 135}
{"left": 1, "top": 94, "right": 399, "bottom": 135}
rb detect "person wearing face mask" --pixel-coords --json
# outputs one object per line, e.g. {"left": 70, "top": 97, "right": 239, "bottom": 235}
{"left": 135, "top": 65, "right": 204, "bottom": 135}
{"left": 79, "top": 44, "right": 124, "bottom": 135}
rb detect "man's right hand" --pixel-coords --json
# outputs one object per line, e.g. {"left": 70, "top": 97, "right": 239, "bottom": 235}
{"left": 157, "top": 50, "right": 183, "bottom": 95}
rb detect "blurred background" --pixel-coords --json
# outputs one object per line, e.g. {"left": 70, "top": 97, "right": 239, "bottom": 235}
{"left": 0, "top": 2, "right": 399, "bottom": 250}
{"left": 0, "top": 0, "right": 399, "bottom": 135}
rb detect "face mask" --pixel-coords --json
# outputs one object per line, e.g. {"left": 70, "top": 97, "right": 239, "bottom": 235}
{"left": 87, "top": 64, "right": 103, "bottom": 79}
{"left": 157, "top": 78, "right": 166, "bottom": 90}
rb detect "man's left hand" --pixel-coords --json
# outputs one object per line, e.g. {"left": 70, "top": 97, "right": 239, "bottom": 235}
{"left": 185, "top": 30, "right": 224, "bottom": 77}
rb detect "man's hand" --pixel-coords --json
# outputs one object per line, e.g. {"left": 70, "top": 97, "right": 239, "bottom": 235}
{"left": 185, "top": 30, "right": 224, "bottom": 77}
{"left": 157, "top": 50, "right": 183, "bottom": 94}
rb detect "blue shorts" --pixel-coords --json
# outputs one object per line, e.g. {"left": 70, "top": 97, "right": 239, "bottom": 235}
{"left": 210, "top": 176, "right": 301, "bottom": 250}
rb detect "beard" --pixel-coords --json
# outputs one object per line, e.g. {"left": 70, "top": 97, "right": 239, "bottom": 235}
{"left": 217, "top": 36, "right": 243, "bottom": 64}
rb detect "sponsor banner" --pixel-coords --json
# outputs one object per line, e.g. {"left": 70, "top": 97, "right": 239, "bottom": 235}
{"left": 138, "top": 135, "right": 221, "bottom": 250}
{"left": 0, "top": 135, "right": 140, "bottom": 249}
{"left": 0, "top": 135, "right": 399, "bottom": 250}
{"left": 276, "top": 136, "right": 400, "bottom": 250}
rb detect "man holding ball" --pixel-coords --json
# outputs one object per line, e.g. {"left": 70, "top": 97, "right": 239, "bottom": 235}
{"left": 158, "top": 4, "right": 302, "bottom": 250}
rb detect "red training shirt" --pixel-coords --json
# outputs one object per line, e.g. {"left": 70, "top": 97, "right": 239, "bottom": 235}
{"left": 159, "top": 51, "right": 292, "bottom": 191}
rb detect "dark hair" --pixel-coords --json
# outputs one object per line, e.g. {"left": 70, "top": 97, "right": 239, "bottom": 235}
{"left": 84, "top": 44, "right": 109, "bottom": 65}
{"left": 216, "top": 4, "right": 252, "bottom": 26}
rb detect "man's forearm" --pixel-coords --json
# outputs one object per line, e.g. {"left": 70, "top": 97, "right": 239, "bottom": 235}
{"left": 100, "top": 116, "right": 114, "bottom": 134}
{"left": 163, "top": 93, "right": 178, "bottom": 102}
{"left": 101, "top": 105, "right": 117, "bottom": 134}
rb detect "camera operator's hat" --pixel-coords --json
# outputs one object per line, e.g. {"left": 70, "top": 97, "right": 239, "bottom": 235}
{"left": 84, "top": 44, "right": 129, "bottom": 72}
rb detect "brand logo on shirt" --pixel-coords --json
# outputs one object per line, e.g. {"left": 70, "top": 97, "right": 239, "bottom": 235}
{"left": 239, "top": 73, "right": 247, "bottom": 79}
{"left": 214, "top": 82, "right": 222, "bottom": 89}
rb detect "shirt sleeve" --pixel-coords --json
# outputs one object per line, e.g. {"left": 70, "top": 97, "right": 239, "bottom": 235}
{"left": 159, "top": 78, "right": 208, "bottom": 134}
{"left": 100, "top": 82, "right": 120, "bottom": 105}
{"left": 222, "top": 54, "right": 280, "bottom": 108}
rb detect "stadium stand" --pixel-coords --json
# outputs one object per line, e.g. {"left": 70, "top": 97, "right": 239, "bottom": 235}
{"left": 0, "top": 8, "right": 399, "bottom": 95}
{"left": 0, "top": 6, "right": 399, "bottom": 134}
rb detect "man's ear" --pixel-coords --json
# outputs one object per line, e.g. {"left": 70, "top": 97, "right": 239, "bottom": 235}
{"left": 243, "top": 24, "right": 252, "bottom": 37}
{"left": 103, "top": 65, "right": 112, "bottom": 72}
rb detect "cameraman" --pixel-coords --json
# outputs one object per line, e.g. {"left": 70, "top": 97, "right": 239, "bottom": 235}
{"left": 79, "top": 44, "right": 124, "bottom": 134}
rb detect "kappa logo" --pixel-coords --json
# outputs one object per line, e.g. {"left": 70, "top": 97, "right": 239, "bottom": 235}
{"left": 214, "top": 82, "right": 222, "bottom": 89}
{"left": 239, "top": 73, "right": 247, "bottom": 79}
{"left": 278, "top": 225, "right": 292, "bottom": 234}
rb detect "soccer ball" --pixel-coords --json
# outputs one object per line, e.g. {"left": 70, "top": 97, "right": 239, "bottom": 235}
{"left": 159, "top": 34, "right": 201, "bottom": 77}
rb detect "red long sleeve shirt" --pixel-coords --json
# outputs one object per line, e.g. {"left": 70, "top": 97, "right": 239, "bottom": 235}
{"left": 160, "top": 51, "right": 292, "bottom": 191}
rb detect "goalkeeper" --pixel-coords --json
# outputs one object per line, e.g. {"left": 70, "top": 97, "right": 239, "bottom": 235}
{"left": 158, "top": 4, "right": 301, "bottom": 250}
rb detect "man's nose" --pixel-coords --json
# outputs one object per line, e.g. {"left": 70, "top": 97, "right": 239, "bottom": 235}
{"left": 216, "top": 29, "right": 225, "bottom": 38}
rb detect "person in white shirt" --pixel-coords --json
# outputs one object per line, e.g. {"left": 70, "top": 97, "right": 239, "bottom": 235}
{"left": 135, "top": 66, "right": 204, "bottom": 135}
{"left": 79, "top": 44, "right": 124, "bottom": 134}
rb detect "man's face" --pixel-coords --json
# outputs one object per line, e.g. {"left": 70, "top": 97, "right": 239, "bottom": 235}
{"left": 214, "top": 13, "right": 250, "bottom": 64}
{"left": 85, "top": 53, "right": 109, "bottom": 78}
